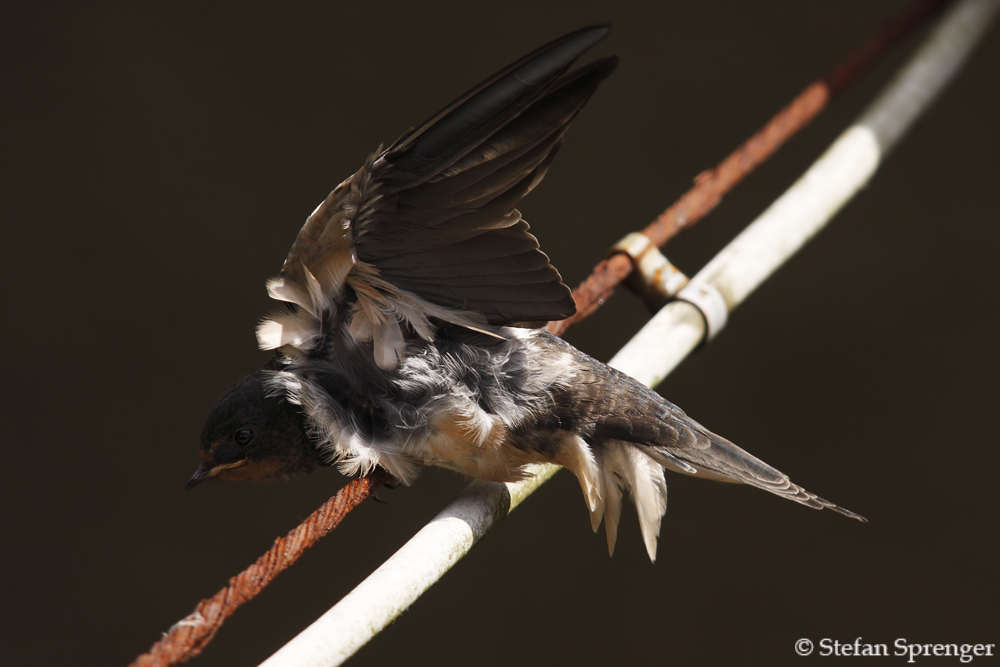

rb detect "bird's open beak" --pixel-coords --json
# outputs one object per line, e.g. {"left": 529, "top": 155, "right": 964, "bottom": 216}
{"left": 185, "top": 460, "right": 247, "bottom": 489}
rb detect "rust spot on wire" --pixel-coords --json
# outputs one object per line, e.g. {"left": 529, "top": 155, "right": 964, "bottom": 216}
{"left": 548, "top": 0, "right": 952, "bottom": 338}
{"left": 130, "top": 468, "right": 390, "bottom": 667}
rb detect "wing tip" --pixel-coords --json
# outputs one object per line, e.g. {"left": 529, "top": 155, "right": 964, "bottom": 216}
{"left": 541, "top": 25, "right": 611, "bottom": 64}
{"left": 563, "top": 23, "right": 611, "bottom": 43}
{"left": 569, "top": 24, "right": 612, "bottom": 47}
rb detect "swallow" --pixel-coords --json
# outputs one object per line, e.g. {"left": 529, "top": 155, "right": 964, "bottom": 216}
{"left": 189, "top": 25, "right": 864, "bottom": 561}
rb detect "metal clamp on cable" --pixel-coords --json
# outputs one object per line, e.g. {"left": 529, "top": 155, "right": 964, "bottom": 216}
{"left": 609, "top": 232, "right": 728, "bottom": 342}
{"left": 676, "top": 280, "right": 728, "bottom": 342}
{"left": 609, "top": 232, "right": 690, "bottom": 310}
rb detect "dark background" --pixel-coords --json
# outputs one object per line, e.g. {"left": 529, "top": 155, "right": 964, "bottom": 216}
{"left": 3, "top": 2, "right": 998, "bottom": 665}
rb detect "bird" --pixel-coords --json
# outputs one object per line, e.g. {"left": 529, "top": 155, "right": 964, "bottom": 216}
{"left": 188, "top": 25, "right": 865, "bottom": 561}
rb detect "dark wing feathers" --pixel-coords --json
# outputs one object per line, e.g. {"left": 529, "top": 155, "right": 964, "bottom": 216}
{"left": 391, "top": 125, "right": 561, "bottom": 210}
{"left": 266, "top": 27, "right": 616, "bottom": 365}
{"left": 380, "top": 25, "right": 610, "bottom": 188}
{"left": 349, "top": 28, "right": 616, "bottom": 325}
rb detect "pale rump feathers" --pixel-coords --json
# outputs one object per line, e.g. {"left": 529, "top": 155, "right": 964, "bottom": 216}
{"left": 563, "top": 436, "right": 669, "bottom": 561}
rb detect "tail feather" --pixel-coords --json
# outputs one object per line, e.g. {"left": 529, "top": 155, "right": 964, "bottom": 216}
{"left": 655, "top": 423, "right": 867, "bottom": 523}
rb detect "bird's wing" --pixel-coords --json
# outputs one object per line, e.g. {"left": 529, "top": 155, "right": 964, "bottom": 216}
{"left": 257, "top": 26, "right": 616, "bottom": 368}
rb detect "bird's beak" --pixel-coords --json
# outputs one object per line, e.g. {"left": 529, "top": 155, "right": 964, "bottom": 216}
{"left": 185, "top": 460, "right": 247, "bottom": 489}
{"left": 186, "top": 463, "right": 212, "bottom": 489}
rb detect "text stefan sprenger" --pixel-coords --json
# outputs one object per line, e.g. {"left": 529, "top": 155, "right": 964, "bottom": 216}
{"left": 819, "top": 638, "right": 995, "bottom": 663}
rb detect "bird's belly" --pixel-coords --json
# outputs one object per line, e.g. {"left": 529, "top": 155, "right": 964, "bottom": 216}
{"left": 413, "top": 407, "right": 541, "bottom": 482}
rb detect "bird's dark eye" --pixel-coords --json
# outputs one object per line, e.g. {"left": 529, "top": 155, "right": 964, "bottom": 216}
{"left": 234, "top": 428, "right": 254, "bottom": 446}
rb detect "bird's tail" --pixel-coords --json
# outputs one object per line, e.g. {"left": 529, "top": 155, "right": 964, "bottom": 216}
{"left": 537, "top": 333, "right": 865, "bottom": 561}
{"left": 641, "top": 422, "right": 867, "bottom": 522}
{"left": 579, "top": 363, "right": 865, "bottom": 562}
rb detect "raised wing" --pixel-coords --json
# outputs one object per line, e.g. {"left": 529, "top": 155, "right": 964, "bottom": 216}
{"left": 259, "top": 26, "right": 616, "bottom": 368}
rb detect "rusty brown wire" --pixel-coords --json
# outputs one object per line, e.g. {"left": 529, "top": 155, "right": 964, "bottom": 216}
{"left": 130, "top": 468, "right": 390, "bottom": 667}
{"left": 547, "top": 0, "right": 952, "bottom": 337}
{"left": 129, "top": 2, "right": 952, "bottom": 665}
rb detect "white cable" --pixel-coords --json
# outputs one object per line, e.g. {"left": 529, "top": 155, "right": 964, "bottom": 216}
{"left": 260, "top": 2, "right": 998, "bottom": 665}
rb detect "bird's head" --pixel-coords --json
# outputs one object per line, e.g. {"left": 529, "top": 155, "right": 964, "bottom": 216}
{"left": 187, "top": 363, "right": 324, "bottom": 488}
